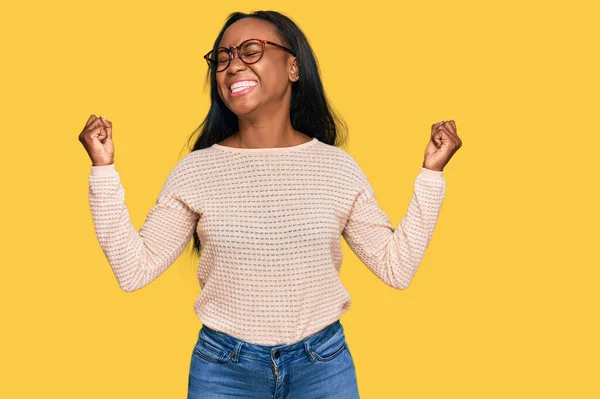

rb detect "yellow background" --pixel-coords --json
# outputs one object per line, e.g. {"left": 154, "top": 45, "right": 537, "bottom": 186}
{"left": 1, "top": 0, "right": 598, "bottom": 397}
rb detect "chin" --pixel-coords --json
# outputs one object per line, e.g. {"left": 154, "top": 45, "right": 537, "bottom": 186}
{"left": 228, "top": 101, "right": 261, "bottom": 117}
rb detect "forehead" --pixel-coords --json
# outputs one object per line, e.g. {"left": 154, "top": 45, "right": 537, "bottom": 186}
{"left": 219, "top": 18, "right": 280, "bottom": 47}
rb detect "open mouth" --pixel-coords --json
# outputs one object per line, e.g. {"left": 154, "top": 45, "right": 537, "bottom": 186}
{"left": 229, "top": 80, "right": 257, "bottom": 96}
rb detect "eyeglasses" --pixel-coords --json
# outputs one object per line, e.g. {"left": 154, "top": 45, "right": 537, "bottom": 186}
{"left": 204, "top": 38, "right": 296, "bottom": 72}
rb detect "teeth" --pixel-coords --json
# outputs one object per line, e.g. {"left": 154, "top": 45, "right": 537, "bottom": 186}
{"left": 232, "top": 87, "right": 252, "bottom": 93}
{"left": 230, "top": 80, "right": 257, "bottom": 92}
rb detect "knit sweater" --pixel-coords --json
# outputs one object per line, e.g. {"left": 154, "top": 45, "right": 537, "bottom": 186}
{"left": 88, "top": 137, "right": 446, "bottom": 345}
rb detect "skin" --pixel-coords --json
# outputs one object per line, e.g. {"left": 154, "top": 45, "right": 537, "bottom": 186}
{"left": 214, "top": 18, "right": 312, "bottom": 149}
{"left": 423, "top": 119, "right": 462, "bottom": 172}
{"left": 78, "top": 18, "right": 462, "bottom": 168}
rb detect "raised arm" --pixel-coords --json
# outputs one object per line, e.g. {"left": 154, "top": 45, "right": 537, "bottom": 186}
{"left": 342, "top": 166, "right": 446, "bottom": 290}
{"left": 88, "top": 163, "right": 200, "bottom": 292}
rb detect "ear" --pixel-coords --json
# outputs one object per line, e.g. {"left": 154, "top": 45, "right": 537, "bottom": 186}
{"left": 289, "top": 58, "right": 299, "bottom": 82}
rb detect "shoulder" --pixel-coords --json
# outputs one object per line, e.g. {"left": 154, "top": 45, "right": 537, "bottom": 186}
{"left": 315, "top": 141, "right": 373, "bottom": 191}
{"left": 160, "top": 147, "right": 215, "bottom": 189}
{"left": 318, "top": 141, "right": 365, "bottom": 169}
{"left": 315, "top": 140, "right": 357, "bottom": 165}
{"left": 170, "top": 147, "right": 216, "bottom": 172}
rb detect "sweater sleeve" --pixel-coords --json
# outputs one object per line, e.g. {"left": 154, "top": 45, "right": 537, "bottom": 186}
{"left": 341, "top": 166, "right": 446, "bottom": 290}
{"left": 88, "top": 163, "right": 200, "bottom": 292}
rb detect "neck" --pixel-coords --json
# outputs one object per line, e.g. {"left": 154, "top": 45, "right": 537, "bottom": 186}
{"left": 234, "top": 101, "right": 303, "bottom": 148}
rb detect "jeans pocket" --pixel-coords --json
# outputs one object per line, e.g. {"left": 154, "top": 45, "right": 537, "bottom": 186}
{"left": 310, "top": 328, "right": 348, "bottom": 362}
{"left": 193, "top": 331, "right": 234, "bottom": 364}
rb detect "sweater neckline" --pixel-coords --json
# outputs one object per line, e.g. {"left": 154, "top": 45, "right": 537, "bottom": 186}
{"left": 212, "top": 137, "right": 318, "bottom": 154}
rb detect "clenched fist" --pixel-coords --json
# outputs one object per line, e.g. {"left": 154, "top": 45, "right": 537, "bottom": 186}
{"left": 79, "top": 114, "right": 114, "bottom": 166}
{"left": 423, "top": 119, "right": 462, "bottom": 172}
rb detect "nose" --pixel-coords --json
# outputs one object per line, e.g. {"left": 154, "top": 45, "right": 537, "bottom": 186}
{"left": 227, "top": 48, "right": 247, "bottom": 73}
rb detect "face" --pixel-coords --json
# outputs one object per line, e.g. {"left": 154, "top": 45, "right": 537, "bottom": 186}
{"left": 214, "top": 18, "right": 298, "bottom": 117}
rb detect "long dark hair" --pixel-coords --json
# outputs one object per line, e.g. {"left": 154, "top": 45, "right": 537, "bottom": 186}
{"left": 185, "top": 10, "right": 348, "bottom": 259}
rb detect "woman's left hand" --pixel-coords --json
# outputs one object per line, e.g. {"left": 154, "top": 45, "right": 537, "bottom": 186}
{"left": 422, "top": 120, "right": 462, "bottom": 172}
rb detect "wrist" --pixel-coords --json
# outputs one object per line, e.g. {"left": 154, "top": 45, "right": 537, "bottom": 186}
{"left": 422, "top": 164, "right": 443, "bottom": 172}
{"left": 90, "top": 163, "right": 117, "bottom": 176}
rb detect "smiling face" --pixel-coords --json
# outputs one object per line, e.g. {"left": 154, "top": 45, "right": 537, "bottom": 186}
{"left": 215, "top": 18, "right": 298, "bottom": 118}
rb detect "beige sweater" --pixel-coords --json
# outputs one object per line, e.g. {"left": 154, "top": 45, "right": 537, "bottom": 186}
{"left": 88, "top": 137, "right": 446, "bottom": 345}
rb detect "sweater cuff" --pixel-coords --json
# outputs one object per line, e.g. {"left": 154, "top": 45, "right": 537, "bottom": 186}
{"left": 90, "top": 163, "right": 118, "bottom": 176}
{"left": 419, "top": 166, "right": 444, "bottom": 181}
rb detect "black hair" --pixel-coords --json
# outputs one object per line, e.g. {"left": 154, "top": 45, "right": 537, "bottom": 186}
{"left": 185, "top": 10, "right": 348, "bottom": 259}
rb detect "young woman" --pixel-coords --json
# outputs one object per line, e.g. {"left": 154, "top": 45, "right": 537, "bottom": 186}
{"left": 79, "top": 10, "right": 461, "bottom": 399}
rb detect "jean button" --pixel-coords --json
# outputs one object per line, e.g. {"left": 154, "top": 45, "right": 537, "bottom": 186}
{"left": 273, "top": 350, "right": 280, "bottom": 359}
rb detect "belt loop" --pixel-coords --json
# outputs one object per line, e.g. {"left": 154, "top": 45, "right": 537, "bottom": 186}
{"left": 232, "top": 341, "right": 244, "bottom": 362}
{"left": 303, "top": 340, "right": 316, "bottom": 362}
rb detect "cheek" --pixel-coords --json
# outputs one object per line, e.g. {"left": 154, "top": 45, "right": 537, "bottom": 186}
{"left": 260, "top": 70, "right": 288, "bottom": 95}
{"left": 215, "top": 80, "right": 230, "bottom": 105}
{"left": 217, "top": 86, "right": 227, "bottom": 103}
{"left": 215, "top": 78, "right": 225, "bottom": 96}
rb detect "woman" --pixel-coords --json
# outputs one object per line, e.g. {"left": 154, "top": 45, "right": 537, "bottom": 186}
{"left": 79, "top": 10, "right": 461, "bottom": 399}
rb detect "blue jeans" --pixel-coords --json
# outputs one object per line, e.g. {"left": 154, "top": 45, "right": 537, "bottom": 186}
{"left": 187, "top": 319, "right": 360, "bottom": 398}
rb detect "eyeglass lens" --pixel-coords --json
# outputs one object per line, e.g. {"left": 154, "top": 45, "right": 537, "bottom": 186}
{"left": 211, "top": 40, "right": 263, "bottom": 71}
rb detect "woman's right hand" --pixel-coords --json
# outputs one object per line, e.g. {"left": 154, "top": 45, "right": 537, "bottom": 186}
{"left": 79, "top": 114, "right": 115, "bottom": 166}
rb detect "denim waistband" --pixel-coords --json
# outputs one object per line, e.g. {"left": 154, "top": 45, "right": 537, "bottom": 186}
{"left": 198, "top": 319, "right": 343, "bottom": 364}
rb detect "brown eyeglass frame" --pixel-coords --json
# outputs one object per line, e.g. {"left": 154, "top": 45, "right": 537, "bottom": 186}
{"left": 204, "top": 38, "right": 296, "bottom": 72}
